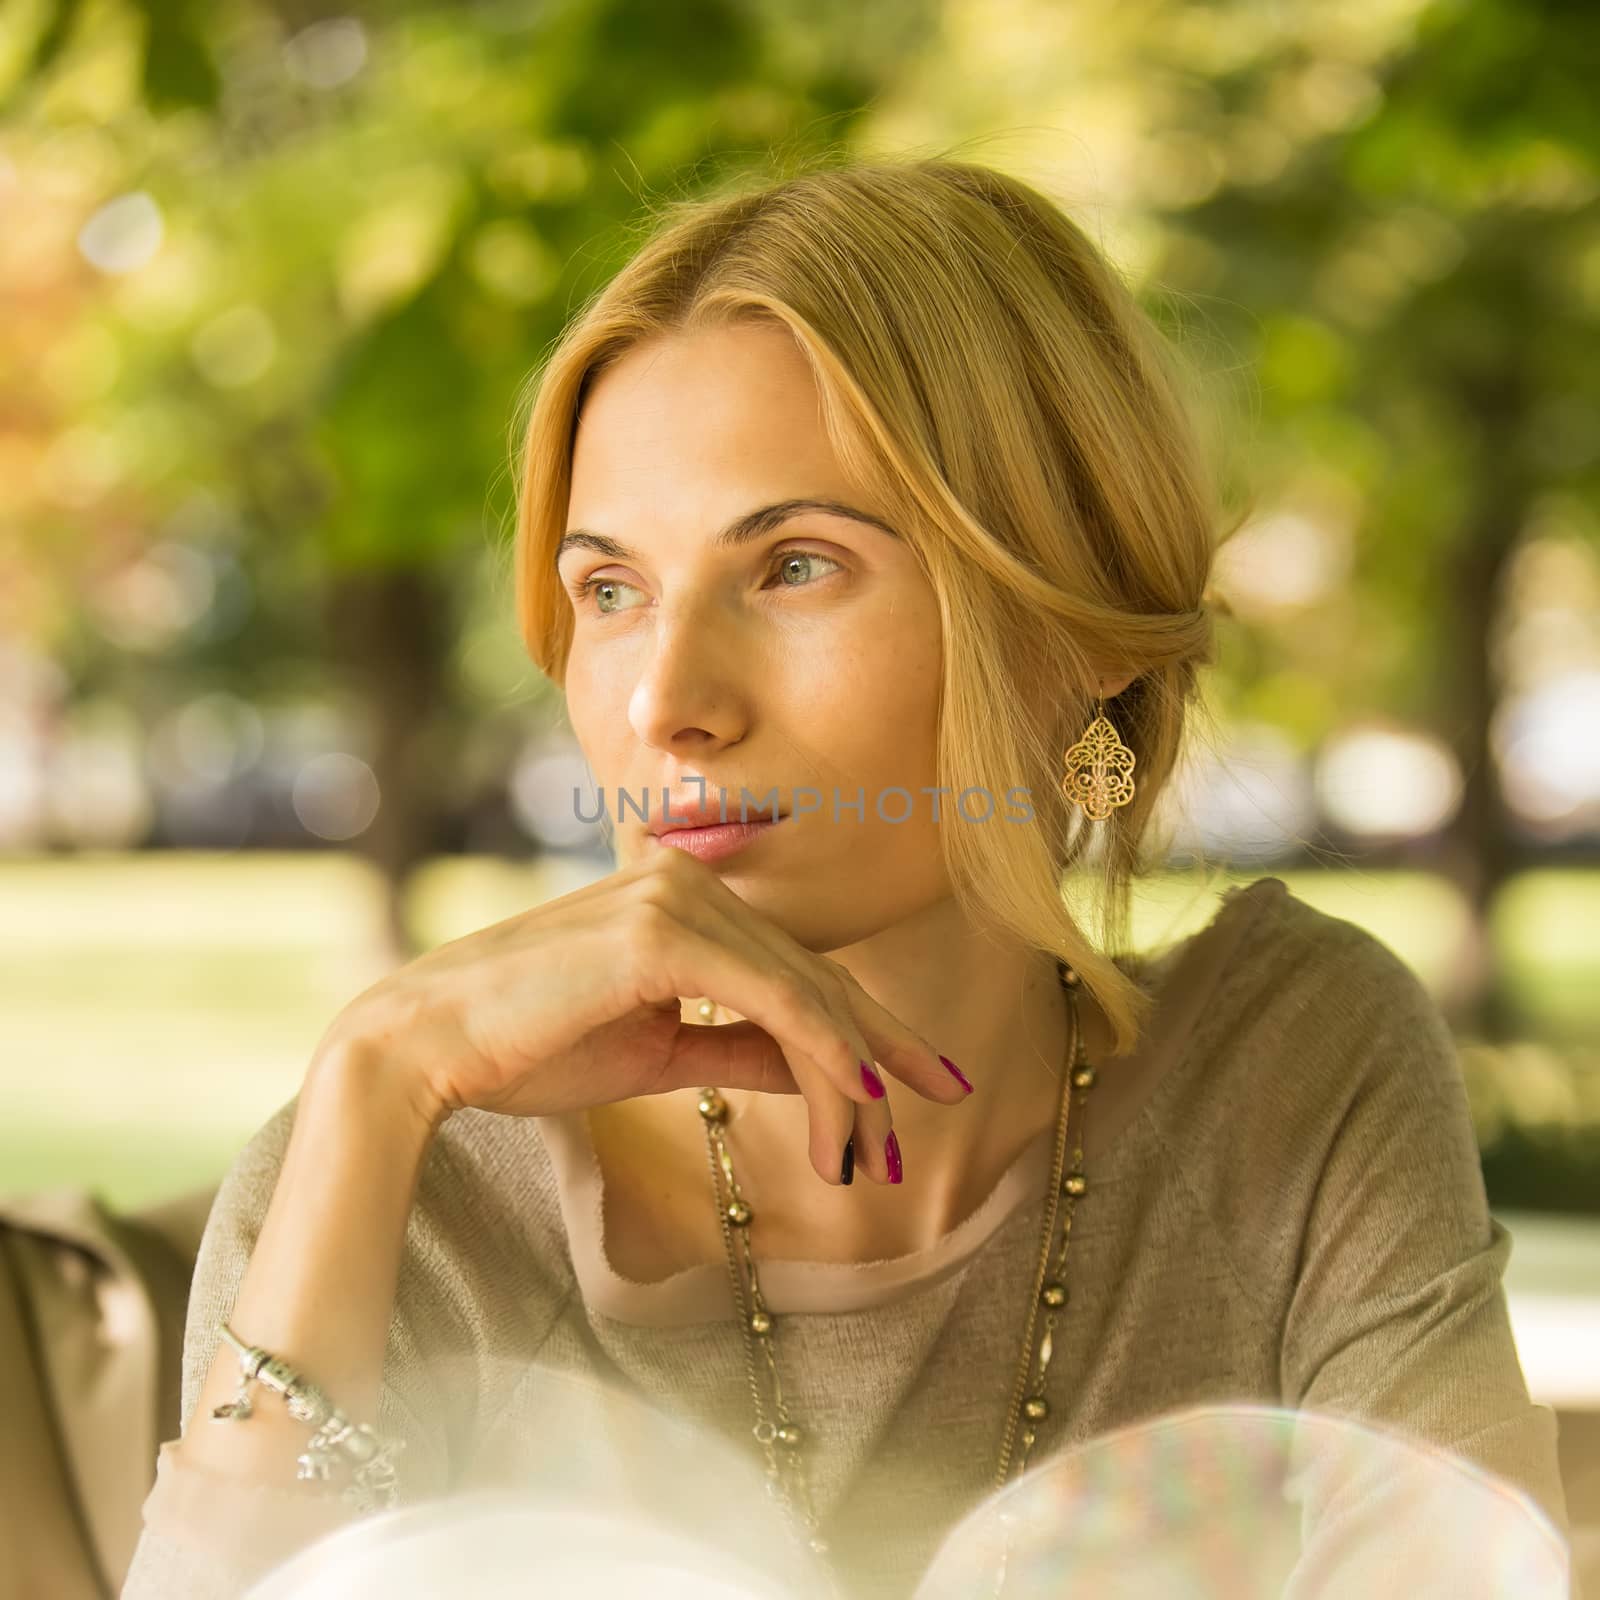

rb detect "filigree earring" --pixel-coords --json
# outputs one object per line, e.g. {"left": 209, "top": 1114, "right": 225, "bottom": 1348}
{"left": 1061, "top": 694, "right": 1137, "bottom": 821}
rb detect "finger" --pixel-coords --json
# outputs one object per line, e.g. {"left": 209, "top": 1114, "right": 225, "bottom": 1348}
{"left": 641, "top": 852, "right": 902, "bottom": 1183}
{"left": 823, "top": 959, "right": 973, "bottom": 1109}
{"left": 794, "top": 963, "right": 896, "bottom": 1186}
{"left": 626, "top": 856, "right": 881, "bottom": 1104}
{"left": 661, "top": 871, "right": 917, "bottom": 1186}
{"left": 654, "top": 1018, "right": 804, "bottom": 1098}
{"left": 689, "top": 902, "right": 899, "bottom": 1183}
{"left": 646, "top": 922, "right": 876, "bottom": 1184}
{"left": 668, "top": 862, "right": 902, "bottom": 1114}
{"left": 683, "top": 863, "right": 960, "bottom": 1109}
{"left": 839, "top": 1101, "right": 886, "bottom": 1188}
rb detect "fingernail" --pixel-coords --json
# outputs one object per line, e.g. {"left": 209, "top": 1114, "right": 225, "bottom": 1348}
{"left": 939, "top": 1055, "right": 974, "bottom": 1094}
{"left": 840, "top": 1137, "right": 855, "bottom": 1185}
{"left": 860, "top": 1061, "right": 886, "bottom": 1099}
{"left": 885, "top": 1130, "right": 903, "bottom": 1184}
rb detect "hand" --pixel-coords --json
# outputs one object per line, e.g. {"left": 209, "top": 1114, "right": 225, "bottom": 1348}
{"left": 329, "top": 846, "right": 968, "bottom": 1185}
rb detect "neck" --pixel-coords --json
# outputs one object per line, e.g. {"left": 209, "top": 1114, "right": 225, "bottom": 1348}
{"left": 702, "top": 914, "right": 1114, "bottom": 1259}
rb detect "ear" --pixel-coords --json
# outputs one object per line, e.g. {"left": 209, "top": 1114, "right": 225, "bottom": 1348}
{"left": 1097, "top": 672, "right": 1137, "bottom": 700}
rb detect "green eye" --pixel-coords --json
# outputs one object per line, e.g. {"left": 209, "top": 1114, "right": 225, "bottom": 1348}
{"left": 573, "top": 547, "right": 841, "bottom": 616}
{"left": 770, "top": 549, "right": 841, "bottom": 588}
{"left": 578, "top": 577, "right": 645, "bottom": 615}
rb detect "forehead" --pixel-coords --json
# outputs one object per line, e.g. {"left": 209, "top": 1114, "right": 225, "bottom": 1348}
{"left": 569, "top": 322, "right": 841, "bottom": 496}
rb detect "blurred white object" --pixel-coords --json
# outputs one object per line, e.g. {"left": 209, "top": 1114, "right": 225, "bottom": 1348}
{"left": 917, "top": 1402, "right": 1569, "bottom": 1600}
{"left": 245, "top": 1362, "right": 825, "bottom": 1600}
{"left": 246, "top": 1495, "right": 797, "bottom": 1600}
{"left": 239, "top": 1373, "right": 1570, "bottom": 1600}
{"left": 1499, "top": 1208, "right": 1600, "bottom": 1408}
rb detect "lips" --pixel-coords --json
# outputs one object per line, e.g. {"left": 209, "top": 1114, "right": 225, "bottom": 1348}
{"left": 647, "top": 793, "right": 788, "bottom": 835}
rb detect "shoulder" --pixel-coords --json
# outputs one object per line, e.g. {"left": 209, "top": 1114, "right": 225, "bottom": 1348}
{"left": 1196, "top": 875, "right": 1457, "bottom": 1089}
{"left": 1131, "top": 875, "right": 1454, "bottom": 1113}
{"left": 1141, "top": 878, "right": 1476, "bottom": 1268}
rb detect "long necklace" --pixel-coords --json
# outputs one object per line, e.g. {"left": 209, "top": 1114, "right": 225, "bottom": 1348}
{"left": 695, "top": 960, "right": 1096, "bottom": 1596}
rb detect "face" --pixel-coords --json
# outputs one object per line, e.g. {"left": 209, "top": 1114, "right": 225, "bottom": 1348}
{"left": 558, "top": 319, "right": 948, "bottom": 953}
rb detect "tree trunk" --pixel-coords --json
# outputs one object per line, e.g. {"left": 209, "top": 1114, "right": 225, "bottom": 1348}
{"left": 323, "top": 566, "right": 455, "bottom": 967}
{"left": 1438, "top": 373, "right": 1528, "bottom": 1041}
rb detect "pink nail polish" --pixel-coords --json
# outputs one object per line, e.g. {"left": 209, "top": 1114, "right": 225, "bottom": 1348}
{"left": 885, "top": 1130, "right": 903, "bottom": 1184}
{"left": 860, "top": 1061, "right": 885, "bottom": 1099}
{"left": 939, "top": 1055, "right": 973, "bottom": 1093}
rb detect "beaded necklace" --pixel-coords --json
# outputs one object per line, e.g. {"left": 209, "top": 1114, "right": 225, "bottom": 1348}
{"left": 694, "top": 959, "right": 1095, "bottom": 1595}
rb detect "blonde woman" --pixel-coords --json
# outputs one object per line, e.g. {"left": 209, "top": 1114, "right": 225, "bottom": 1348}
{"left": 121, "top": 158, "right": 1571, "bottom": 1599}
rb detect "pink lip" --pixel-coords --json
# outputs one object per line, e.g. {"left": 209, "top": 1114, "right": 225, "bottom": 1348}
{"left": 650, "top": 818, "right": 785, "bottom": 863}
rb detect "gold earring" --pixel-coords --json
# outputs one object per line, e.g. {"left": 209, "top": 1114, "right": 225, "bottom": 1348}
{"left": 697, "top": 998, "right": 718, "bottom": 1022}
{"left": 1061, "top": 694, "right": 1137, "bottom": 821}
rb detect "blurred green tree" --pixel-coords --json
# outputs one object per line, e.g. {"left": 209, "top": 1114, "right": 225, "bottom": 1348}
{"left": 3, "top": 0, "right": 934, "bottom": 956}
{"left": 868, "top": 0, "right": 1600, "bottom": 1035}
{"left": 1172, "top": 0, "right": 1599, "bottom": 1000}
{"left": 7, "top": 0, "right": 1598, "bottom": 1033}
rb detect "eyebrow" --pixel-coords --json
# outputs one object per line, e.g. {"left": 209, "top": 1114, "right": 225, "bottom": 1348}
{"left": 555, "top": 498, "right": 900, "bottom": 568}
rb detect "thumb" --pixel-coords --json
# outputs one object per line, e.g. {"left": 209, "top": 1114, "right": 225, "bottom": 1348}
{"left": 658, "top": 1018, "right": 804, "bottom": 1098}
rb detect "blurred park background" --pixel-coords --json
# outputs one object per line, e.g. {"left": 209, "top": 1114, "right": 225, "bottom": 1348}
{"left": 2, "top": 0, "right": 1597, "bottom": 1255}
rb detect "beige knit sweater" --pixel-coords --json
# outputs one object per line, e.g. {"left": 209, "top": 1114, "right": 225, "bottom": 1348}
{"left": 119, "top": 876, "right": 1575, "bottom": 1599}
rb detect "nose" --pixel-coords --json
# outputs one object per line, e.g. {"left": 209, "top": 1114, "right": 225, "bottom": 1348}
{"left": 626, "top": 593, "right": 752, "bottom": 756}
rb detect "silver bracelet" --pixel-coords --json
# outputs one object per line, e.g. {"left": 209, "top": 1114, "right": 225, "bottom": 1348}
{"left": 210, "top": 1321, "right": 405, "bottom": 1511}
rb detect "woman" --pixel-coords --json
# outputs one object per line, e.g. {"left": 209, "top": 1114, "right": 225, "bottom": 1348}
{"left": 120, "top": 157, "right": 1571, "bottom": 1600}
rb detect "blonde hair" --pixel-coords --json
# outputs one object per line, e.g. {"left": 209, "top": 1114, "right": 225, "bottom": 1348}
{"left": 512, "top": 154, "right": 1233, "bottom": 1055}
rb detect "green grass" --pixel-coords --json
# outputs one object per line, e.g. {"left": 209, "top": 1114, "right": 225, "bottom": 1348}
{"left": 2, "top": 852, "right": 1597, "bottom": 1214}
{"left": 0, "top": 851, "right": 610, "bottom": 1211}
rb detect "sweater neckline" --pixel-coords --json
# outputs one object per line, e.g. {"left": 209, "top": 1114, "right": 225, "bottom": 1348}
{"left": 533, "top": 877, "right": 1284, "bottom": 1325}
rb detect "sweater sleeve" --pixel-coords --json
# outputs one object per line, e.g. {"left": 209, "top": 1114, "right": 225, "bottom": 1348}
{"left": 119, "top": 1096, "right": 454, "bottom": 1600}
{"left": 1272, "top": 936, "right": 1576, "bottom": 1596}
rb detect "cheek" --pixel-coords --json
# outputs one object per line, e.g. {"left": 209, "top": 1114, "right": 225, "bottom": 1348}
{"left": 807, "top": 639, "right": 941, "bottom": 798}
{"left": 561, "top": 653, "right": 631, "bottom": 771}
{"left": 859, "top": 631, "right": 940, "bottom": 757}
